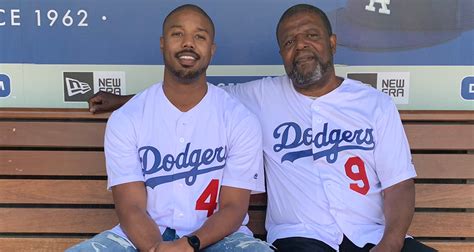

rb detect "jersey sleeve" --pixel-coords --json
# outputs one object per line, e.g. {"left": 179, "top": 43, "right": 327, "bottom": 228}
{"left": 221, "top": 78, "right": 265, "bottom": 116}
{"left": 374, "top": 101, "right": 417, "bottom": 190}
{"left": 221, "top": 109, "right": 265, "bottom": 194}
{"left": 105, "top": 109, "right": 144, "bottom": 189}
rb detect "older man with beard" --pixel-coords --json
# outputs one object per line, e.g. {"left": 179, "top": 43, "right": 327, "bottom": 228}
{"left": 88, "top": 4, "right": 435, "bottom": 252}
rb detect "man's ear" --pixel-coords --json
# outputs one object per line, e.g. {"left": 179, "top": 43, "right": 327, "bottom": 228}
{"left": 211, "top": 43, "right": 216, "bottom": 57}
{"left": 160, "top": 37, "right": 164, "bottom": 53}
{"left": 329, "top": 34, "right": 337, "bottom": 55}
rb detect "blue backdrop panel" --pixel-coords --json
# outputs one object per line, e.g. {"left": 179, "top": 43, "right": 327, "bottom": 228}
{"left": 1, "top": 0, "right": 473, "bottom": 66}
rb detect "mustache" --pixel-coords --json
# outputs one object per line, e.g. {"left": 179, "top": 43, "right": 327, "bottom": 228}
{"left": 175, "top": 49, "right": 200, "bottom": 60}
{"left": 292, "top": 52, "right": 320, "bottom": 66}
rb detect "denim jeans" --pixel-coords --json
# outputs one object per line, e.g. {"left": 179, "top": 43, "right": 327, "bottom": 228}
{"left": 66, "top": 228, "right": 275, "bottom": 252}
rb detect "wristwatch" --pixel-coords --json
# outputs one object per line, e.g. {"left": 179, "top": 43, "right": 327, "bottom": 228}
{"left": 184, "top": 235, "right": 200, "bottom": 252}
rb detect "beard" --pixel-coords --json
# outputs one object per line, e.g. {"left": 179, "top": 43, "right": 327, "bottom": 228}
{"left": 288, "top": 55, "right": 333, "bottom": 88}
{"left": 164, "top": 49, "right": 208, "bottom": 82}
{"left": 168, "top": 66, "right": 207, "bottom": 82}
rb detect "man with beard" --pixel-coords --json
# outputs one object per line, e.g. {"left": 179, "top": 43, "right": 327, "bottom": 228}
{"left": 67, "top": 4, "right": 274, "bottom": 252}
{"left": 88, "top": 4, "right": 434, "bottom": 252}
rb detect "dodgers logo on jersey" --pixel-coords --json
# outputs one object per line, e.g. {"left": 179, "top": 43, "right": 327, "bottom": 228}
{"left": 139, "top": 143, "right": 227, "bottom": 188}
{"left": 273, "top": 122, "right": 375, "bottom": 163}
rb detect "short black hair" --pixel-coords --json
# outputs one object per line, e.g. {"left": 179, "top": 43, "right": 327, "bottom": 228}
{"left": 276, "top": 4, "right": 333, "bottom": 44}
{"left": 162, "top": 4, "right": 215, "bottom": 39}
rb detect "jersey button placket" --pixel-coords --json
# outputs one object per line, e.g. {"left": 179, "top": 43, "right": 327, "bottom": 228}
{"left": 177, "top": 116, "right": 191, "bottom": 151}
{"left": 311, "top": 102, "right": 323, "bottom": 123}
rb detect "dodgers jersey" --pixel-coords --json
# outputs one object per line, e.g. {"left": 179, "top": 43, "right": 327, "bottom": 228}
{"left": 225, "top": 76, "right": 416, "bottom": 250}
{"left": 105, "top": 82, "right": 265, "bottom": 244}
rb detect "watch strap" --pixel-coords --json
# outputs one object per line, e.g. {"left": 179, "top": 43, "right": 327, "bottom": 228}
{"left": 184, "top": 235, "right": 200, "bottom": 252}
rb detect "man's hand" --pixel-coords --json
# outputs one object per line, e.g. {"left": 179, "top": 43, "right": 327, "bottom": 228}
{"left": 88, "top": 91, "right": 132, "bottom": 114}
{"left": 372, "top": 178, "right": 415, "bottom": 252}
{"left": 112, "top": 182, "right": 162, "bottom": 251}
{"left": 149, "top": 238, "right": 193, "bottom": 252}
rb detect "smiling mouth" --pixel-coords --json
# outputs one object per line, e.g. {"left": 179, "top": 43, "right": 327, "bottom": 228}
{"left": 179, "top": 55, "right": 197, "bottom": 60}
{"left": 176, "top": 51, "right": 200, "bottom": 67}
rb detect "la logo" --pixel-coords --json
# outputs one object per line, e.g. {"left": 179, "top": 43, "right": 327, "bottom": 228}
{"left": 365, "top": 0, "right": 391, "bottom": 15}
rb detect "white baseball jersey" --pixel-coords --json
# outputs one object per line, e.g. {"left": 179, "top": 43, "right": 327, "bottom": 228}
{"left": 225, "top": 76, "right": 416, "bottom": 250}
{"left": 105, "top": 82, "right": 265, "bottom": 245}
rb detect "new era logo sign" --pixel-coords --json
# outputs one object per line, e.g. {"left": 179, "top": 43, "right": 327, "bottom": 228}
{"left": 347, "top": 73, "right": 378, "bottom": 88}
{"left": 0, "top": 74, "right": 11, "bottom": 98}
{"left": 65, "top": 77, "right": 92, "bottom": 96}
{"left": 63, "top": 72, "right": 94, "bottom": 102}
{"left": 348, "top": 72, "right": 410, "bottom": 104}
{"left": 63, "top": 72, "right": 126, "bottom": 102}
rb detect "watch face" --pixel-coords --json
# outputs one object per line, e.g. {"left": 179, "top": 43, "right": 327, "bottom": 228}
{"left": 187, "top": 235, "right": 200, "bottom": 250}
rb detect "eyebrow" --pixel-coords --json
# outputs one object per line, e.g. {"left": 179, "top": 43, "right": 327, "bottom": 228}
{"left": 280, "top": 25, "right": 322, "bottom": 42}
{"left": 168, "top": 24, "right": 210, "bottom": 34}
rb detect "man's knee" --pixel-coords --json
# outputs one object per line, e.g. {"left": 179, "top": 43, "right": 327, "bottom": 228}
{"left": 65, "top": 231, "right": 136, "bottom": 252}
{"left": 204, "top": 232, "right": 275, "bottom": 252}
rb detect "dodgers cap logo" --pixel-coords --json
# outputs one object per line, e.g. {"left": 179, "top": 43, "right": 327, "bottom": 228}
{"left": 330, "top": 0, "right": 474, "bottom": 50}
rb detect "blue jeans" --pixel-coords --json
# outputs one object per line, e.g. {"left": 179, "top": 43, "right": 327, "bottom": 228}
{"left": 66, "top": 228, "right": 275, "bottom": 252}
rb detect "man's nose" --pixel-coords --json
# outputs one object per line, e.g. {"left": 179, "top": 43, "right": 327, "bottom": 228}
{"left": 295, "top": 34, "right": 309, "bottom": 50}
{"left": 182, "top": 34, "right": 195, "bottom": 49}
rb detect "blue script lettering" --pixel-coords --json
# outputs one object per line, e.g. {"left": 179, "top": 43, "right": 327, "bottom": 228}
{"left": 273, "top": 122, "right": 375, "bottom": 163}
{"left": 139, "top": 143, "right": 227, "bottom": 188}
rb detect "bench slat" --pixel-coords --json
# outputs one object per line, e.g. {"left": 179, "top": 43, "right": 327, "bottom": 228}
{"left": 415, "top": 184, "right": 474, "bottom": 208}
{"left": 409, "top": 212, "right": 474, "bottom": 237}
{"left": 0, "top": 108, "right": 108, "bottom": 120}
{"left": 0, "top": 122, "right": 105, "bottom": 148}
{"left": 2, "top": 124, "right": 472, "bottom": 149}
{"left": 405, "top": 124, "right": 474, "bottom": 150}
{"left": 0, "top": 210, "right": 471, "bottom": 238}
{"left": 0, "top": 180, "right": 112, "bottom": 204}
{"left": 0, "top": 151, "right": 105, "bottom": 176}
{"left": 0, "top": 208, "right": 118, "bottom": 233}
{"left": 421, "top": 241, "right": 474, "bottom": 252}
{"left": 414, "top": 154, "right": 474, "bottom": 179}
{"left": 1, "top": 181, "right": 471, "bottom": 209}
{"left": 0, "top": 238, "right": 87, "bottom": 252}
{"left": 400, "top": 110, "right": 474, "bottom": 121}
{"left": 1, "top": 152, "right": 472, "bottom": 179}
{"left": 1, "top": 109, "right": 473, "bottom": 121}
{"left": 0, "top": 209, "right": 267, "bottom": 235}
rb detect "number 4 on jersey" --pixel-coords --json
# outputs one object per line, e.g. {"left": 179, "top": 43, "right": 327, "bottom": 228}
{"left": 195, "top": 179, "right": 219, "bottom": 217}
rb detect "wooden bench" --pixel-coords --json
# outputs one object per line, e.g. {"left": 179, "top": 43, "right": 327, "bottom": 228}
{"left": 0, "top": 109, "right": 472, "bottom": 251}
